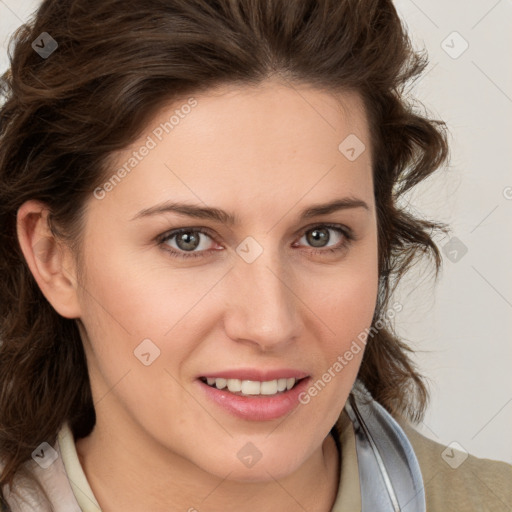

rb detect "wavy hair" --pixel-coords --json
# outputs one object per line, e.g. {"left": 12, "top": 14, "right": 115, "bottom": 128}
{"left": 0, "top": 0, "right": 449, "bottom": 491}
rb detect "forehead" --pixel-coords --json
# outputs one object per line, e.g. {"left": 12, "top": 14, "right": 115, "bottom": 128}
{"left": 94, "top": 81, "right": 374, "bottom": 220}
{"left": 159, "top": 81, "right": 370, "bottom": 165}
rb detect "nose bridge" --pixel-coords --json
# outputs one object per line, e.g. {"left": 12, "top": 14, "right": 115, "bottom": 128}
{"left": 223, "top": 243, "right": 302, "bottom": 348}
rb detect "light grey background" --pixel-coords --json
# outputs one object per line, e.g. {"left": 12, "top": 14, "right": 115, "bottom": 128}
{"left": 1, "top": 0, "right": 511, "bottom": 465}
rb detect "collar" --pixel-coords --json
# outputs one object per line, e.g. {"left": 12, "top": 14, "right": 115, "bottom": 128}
{"left": 342, "top": 382, "right": 426, "bottom": 512}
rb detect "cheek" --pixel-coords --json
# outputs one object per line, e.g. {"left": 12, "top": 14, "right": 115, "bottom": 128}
{"left": 78, "top": 241, "right": 223, "bottom": 339}
{"left": 298, "top": 264, "right": 379, "bottom": 417}
{"left": 75, "top": 245, "right": 228, "bottom": 411}
{"left": 307, "top": 246, "right": 379, "bottom": 347}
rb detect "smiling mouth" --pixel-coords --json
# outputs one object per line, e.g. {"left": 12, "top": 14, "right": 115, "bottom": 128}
{"left": 198, "top": 376, "right": 306, "bottom": 397}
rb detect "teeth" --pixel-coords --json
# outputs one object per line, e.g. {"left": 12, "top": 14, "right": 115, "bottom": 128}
{"left": 260, "top": 380, "right": 278, "bottom": 395}
{"left": 227, "top": 379, "right": 242, "bottom": 392}
{"left": 214, "top": 377, "right": 227, "bottom": 389}
{"left": 241, "top": 380, "right": 260, "bottom": 395}
{"left": 204, "top": 377, "right": 298, "bottom": 396}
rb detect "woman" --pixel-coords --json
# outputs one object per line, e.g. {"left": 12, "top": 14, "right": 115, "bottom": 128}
{"left": 0, "top": 0, "right": 510, "bottom": 510}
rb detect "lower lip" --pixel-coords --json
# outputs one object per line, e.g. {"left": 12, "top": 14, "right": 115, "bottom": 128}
{"left": 196, "top": 378, "right": 311, "bottom": 421}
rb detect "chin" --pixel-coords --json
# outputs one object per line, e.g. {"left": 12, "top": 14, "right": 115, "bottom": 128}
{"left": 195, "top": 441, "right": 310, "bottom": 483}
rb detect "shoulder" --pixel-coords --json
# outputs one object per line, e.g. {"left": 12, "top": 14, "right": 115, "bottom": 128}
{"left": 397, "top": 418, "right": 512, "bottom": 512}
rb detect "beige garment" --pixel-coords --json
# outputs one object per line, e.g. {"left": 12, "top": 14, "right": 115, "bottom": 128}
{"left": 57, "top": 425, "right": 100, "bottom": 512}
{"left": 398, "top": 420, "right": 512, "bottom": 512}
{"left": 331, "top": 410, "right": 512, "bottom": 512}
{"left": 3, "top": 408, "right": 512, "bottom": 511}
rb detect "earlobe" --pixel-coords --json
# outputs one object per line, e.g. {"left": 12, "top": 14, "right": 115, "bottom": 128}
{"left": 16, "top": 200, "right": 82, "bottom": 319}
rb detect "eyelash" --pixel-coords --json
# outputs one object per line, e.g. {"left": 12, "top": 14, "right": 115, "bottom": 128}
{"left": 157, "top": 223, "right": 354, "bottom": 260}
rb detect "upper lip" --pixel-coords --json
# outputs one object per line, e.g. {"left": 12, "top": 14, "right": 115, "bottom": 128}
{"left": 199, "top": 368, "right": 309, "bottom": 381}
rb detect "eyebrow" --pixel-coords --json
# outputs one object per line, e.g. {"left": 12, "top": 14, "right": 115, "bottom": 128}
{"left": 131, "top": 197, "right": 369, "bottom": 224}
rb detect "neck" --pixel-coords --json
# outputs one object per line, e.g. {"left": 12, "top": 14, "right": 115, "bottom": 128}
{"left": 75, "top": 420, "right": 340, "bottom": 512}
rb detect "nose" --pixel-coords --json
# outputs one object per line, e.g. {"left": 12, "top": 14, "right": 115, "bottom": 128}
{"left": 222, "top": 245, "right": 303, "bottom": 351}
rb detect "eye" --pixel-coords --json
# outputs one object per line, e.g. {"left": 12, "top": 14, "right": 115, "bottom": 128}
{"left": 157, "top": 223, "right": 354, "bottom": 260}
{"left": 293, "top": 224, "right": 353, "bottom": 255}
{"left": 159, "top": 228, "right": 218, "bottom": 259}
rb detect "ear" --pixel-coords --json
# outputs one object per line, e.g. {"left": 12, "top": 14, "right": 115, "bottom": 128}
{"left": 16, "top": 200, "right": 82, "bottom": 319}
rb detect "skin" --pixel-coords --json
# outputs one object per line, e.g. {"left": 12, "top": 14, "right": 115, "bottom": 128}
{"left": 17, "top": 80, "right": 379, "bottom": 512}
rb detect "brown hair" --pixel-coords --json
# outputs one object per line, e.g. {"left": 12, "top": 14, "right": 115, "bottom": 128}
{"left": 0, "top": 0, "right": 449, "bottom": 491}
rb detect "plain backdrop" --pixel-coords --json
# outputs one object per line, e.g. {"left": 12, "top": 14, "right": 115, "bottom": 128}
{"left": 1, "top": 0, "right": 511, "bottom": 465}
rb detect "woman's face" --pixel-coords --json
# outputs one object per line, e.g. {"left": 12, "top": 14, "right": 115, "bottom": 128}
{"left": 74, "top": 80, "right": 379, "bottom": 481}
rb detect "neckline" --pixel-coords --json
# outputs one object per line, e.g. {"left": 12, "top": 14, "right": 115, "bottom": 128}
{"left": 58, "top": 408, "right": 361, "bottom": 512}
